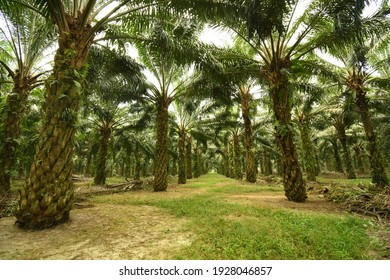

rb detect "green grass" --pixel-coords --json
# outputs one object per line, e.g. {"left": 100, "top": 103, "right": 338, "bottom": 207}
{"left": 209, "top": 184, "right": 283, "bottom": 194}
{"left": 184, "top": 173, "right": 283, "bottom": 193}
{"left": 317, "top": 177, "right": 372, "bottom": 186}
{"left": 90, "top": 173, "right": 378, "bottom": 260}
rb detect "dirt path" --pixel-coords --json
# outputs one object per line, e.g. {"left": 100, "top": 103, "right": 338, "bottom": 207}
{"left": 0, "top": 204, "right": 191, "bottom": 259}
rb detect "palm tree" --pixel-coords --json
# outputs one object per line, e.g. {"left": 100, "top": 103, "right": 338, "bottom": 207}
{"left": 237, "top": 81, "right": 258, "bottom": 182}
{"left": 293, "top": 79, "right": 329, "bottom": 181}
{"left": 2, "top": 0, "right": 168, "bottom": 229}
{"left": 329, "top": 44, "right": 390, "bottom": 186}
{"left": 332, "top": 113, "right": 357, "bottom": 179}
{"left": 319, "top": 91, "right": 358, "bottom": 179}
{"left": 170, "top": 96, "right": 223, "bottom": 183}
{"left": 83, "top": 47, "right": 144, "bottom": 186}
{"left": 201, "top": 0, "right": 365, "bottom": 201}
{"left": 317, "top": 132, "right": 345, "bottom": 174}
{"left": 325, "top": 0, "right": 390, "bottom": 186}
{"left": 115, "top": 127, "right": 154, "bottom": 180}
{"left": 0, "top": 8, "right": 53, "bottom": 194}
{"left": 170, "top": 101, "right": 189, "bottom": 184}
{"left": 134, "top": 19, "right": 211, "bottom": 191}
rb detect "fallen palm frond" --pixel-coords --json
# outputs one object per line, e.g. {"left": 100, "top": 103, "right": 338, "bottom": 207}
{"left": 308, "top": 180, "right": 390, "bottom": 221}
{"left": 0, "top": 192, "right": 17, "bottom": 218}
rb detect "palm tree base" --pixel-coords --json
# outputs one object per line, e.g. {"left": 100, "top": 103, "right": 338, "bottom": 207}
{"left": 15, "top": 212, "right": 69, "bottom": 230}
{"left": 16, "top": 210, "right": 70, "bottom": 230}
{"left": 283, "top": 173, "right": 307, "bottom": 202}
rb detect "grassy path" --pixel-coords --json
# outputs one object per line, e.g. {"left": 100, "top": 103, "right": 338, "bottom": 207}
{"left": 0, "top": 173, "right": 387, "bottom": 259}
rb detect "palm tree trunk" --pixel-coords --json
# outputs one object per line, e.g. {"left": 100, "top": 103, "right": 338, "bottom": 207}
{"left": 356, "top": 90, "right": 388, "bottom": 187}
{"left": 223, "top": 147, "right": 229, "bottom": 177}
{"left": 186, "top": 136, "right": 193, "bottom": 179}
{"left": 233, "top": 133, "right": 242, "bottom": 180}
{"left": 240, "top": 89, "right": 256, "bottom": 182}
{"left": 154, "top": 97, "right": 169, "bottom": 191}
{"left": 94, "top": 126, "right": 111, "bottom": 185}
{"left": 335, "top": 125, "right": 356, "bottom": 179}
{"left": 178, "top": 130, "right": 186, "bottom": 184}
{"left": 331, "top": 139, "right": 344, "bottom": 173}
{"left": 269, "top": 69, "right": 307, "bottom": 202}
{"left": 0, "top": 84, "right": 29, "bottom": 194}
{"left": 353, "top": 145, "right": 365, "bottom": 174}
{"left": 263, "top": 149, "right": 271, "bottom": 176}
{"left": 194, "top": 143, "right": 201, "bottom": 178}
{"left": 84, "top": 149, "right": 93, "bottom": 176}
{"left": 299, "top": 117, "right": 317, "bottom": 181}
{"left": 15, "top": 27, "right": 92, "bottom": 229}
{"left": 228, "top": 143, "right": 234, "bottom": 178}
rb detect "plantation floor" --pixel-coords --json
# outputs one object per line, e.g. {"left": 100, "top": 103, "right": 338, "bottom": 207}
{"left": 0, "top": 173, "right": 388, "bottom": 260}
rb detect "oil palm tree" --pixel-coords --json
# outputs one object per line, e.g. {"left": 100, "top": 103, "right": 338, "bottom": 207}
{"left": 292, "top": 79, "right": 330, "bottom": 181}
{"left": 135, "top": 19, "right": 213, "bottom": 191}
{"left": 170, "top": 97, "right": 223, "bottom": 183}
{"left": 324, "top": 0, "right": 390, "bottom": 186}
{"left": 1, "top": 0, "right": 168, "bottom": 229}
{"left": 0, "top": 8, "right": 53, "bottom": 194}
{"left": 83, "top": 47, "right": 144, "bottom": 185}
{"left": 171, "top": 0, "right": 366, "bottom": 201}
{"left": 236, "top": 81, "right": 259, "bottom": 182}
{"left": 318, "top": 91, "right": 358, "bottom": 179}
{"left": 170, "top": 101, "right": 189, "bottom": 184}
{"left": 201, "top": 0, "right": 360, "bottom": 201}
{"left": 329, "top": 44, "right": 390, "bottom": 186}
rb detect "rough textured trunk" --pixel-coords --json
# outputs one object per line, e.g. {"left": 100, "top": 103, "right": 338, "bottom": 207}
{"left": 228, "top": 143, "right": 234, "bottom": 178}
{"left": 263, "top": 149, "right": 271, "bottom": 176}
{"left": 233, "top": 133, "right": 242, "bottom": 180}
{"left": 94, "top": 126, "right": 111, "bottom": 185}
{"left": 240, "top": 87, "right": 256, "bottom": 182}
{"left": 353, "top": 144, "right": 365, "bottom": 174}
{"left": 0, "top": 83, "right": 29, "bottom": 194}
{"left": 178, "top": 130, "right": 186, "bottom": 184}
{"left": 194, "top": 143, "right": 201, "bottom": 178}
{"left": 331, "top": 139, "right": 344, "bottom": 173}
{"left": 186, "top": 136, "right": 193, "bottom": 179}
{"left": 298, "top": 116, "right": 317, "bottom": 181}
{"left": 16, "top": 25, "right": 92, "bottom": 229}
{"left": 269, "top": 66, "right": 307, "bottom": 202}
{"left": 230, "top": 142, "right": 235, "bottom": 177}
{"left": 223, "top": 147, "right": 229, "bottom": 177}
{"left": 355, "top": 90, "right": 388, "bottom": 187}
{"left": 153, "top": 97, "right": 169, "bottom": 191}
{"left": 84, "top": 149, "right": 93, "bottom": 176}
{"left": 335, "top": 124, "right": 356, "bottom": 179}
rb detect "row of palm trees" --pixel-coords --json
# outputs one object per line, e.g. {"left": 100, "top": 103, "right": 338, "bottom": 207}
{"left": 0, "top": 0, "right": 389, "bottom": 229}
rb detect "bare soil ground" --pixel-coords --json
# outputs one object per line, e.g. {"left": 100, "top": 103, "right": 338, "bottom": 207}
{"left": 0, "top": 204, "right": 191, "bottom": 259}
